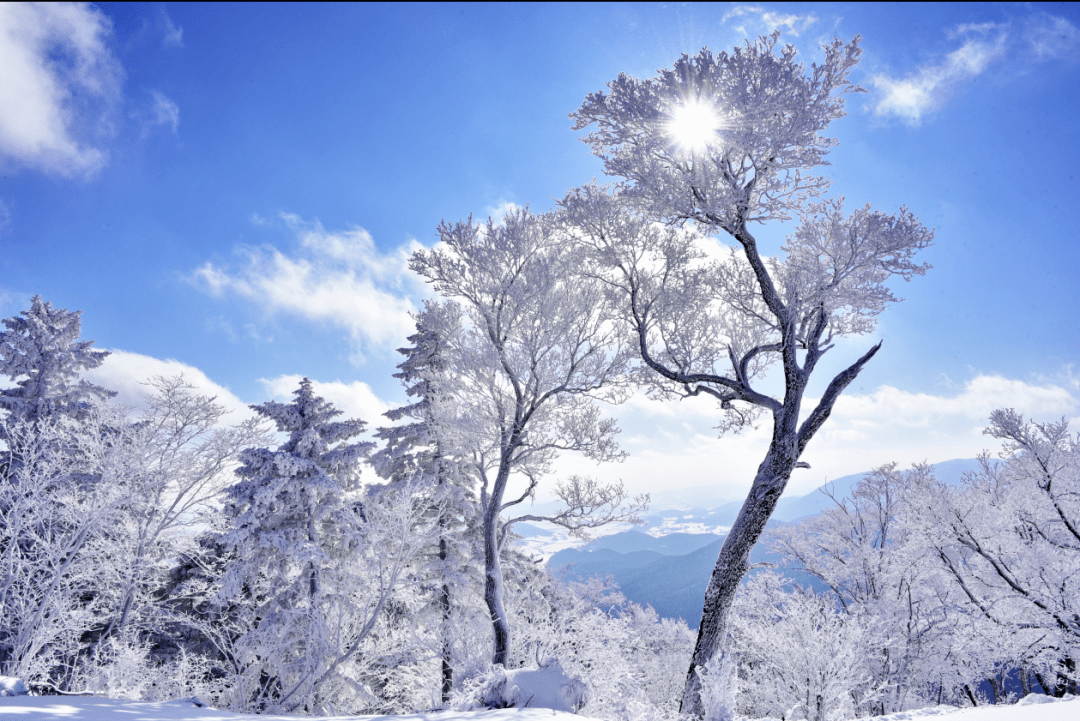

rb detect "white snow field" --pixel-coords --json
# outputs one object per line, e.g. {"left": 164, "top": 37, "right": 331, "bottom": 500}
{"left": 0, "top": 695, "right": 1077, "bottom": 721}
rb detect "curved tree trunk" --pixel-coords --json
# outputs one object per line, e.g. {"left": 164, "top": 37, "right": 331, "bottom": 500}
{"left": 680, "top": 447, "right": 795, "bottom": 718}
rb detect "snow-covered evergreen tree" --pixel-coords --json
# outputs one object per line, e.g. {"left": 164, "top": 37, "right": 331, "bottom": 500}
{"left": 0, "top": 296, "right": 114, "bottom": 428}
{"left": 215, "top": 378, "right": 433, "bottom": 714}
{"left": 0, "top": 297, "right": 120, "bottom": 684}
{"left": 371, "top": 302, "right": 480, "bottom": 706}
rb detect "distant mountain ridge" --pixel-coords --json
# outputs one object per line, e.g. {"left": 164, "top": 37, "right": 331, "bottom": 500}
{"left": 545, "top": 458, "right": 986, "bottom": 626}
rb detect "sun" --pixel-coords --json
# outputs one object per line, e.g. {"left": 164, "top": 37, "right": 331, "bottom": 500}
{"left": 667, "top": 101, "right": 719, "bottom": 153}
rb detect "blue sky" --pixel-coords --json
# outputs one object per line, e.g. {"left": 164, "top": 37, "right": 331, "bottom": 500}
{"left": 2, "top": 2, "right": 1078, "bottom": 504}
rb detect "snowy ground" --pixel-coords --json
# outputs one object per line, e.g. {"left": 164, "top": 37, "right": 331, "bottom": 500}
{"left": 0, "top": 695, "right": 1077, "bottom": 721}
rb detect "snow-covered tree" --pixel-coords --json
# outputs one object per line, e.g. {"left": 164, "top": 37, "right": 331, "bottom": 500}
{"left": 371, "top": 302, "right": 481, "bottom": 704}
{"left": 764, "top": 464, "right": 971, "bottom": 714}
{"left": 0, "top": 376, "right": 268, "bottom": 693}
{"left": 0, "top": 296, "right": 114, "bottom": 427}
{"left": 564, "top": 33, "right": 933, "bottom": 715}
{"left": 0, "top": 296, "right": 115, "bottom": 476}
{"left": 214, "top": 379, "right": 434, "bottom": 714}
{"left": 82, "top": 377, "right": 270, "bottom": 667}
{"left": 917, "top": 411, "right": 1080, "bottom": 699}
{"left": 410, "top": 208, "right": 642, "bottom": 667}
{"left": 729, "top": 572, "right": 885, "bottom": 721}
{"left": 0, "top": 402, "right": 132, "bottom": 684}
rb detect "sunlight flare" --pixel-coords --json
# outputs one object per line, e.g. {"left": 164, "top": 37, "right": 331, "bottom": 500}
{"left": 667, "top": 101, "right": 720, "bottom": 152}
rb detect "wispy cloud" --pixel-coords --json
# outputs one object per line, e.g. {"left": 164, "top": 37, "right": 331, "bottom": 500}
{"left": 0, "top": 2, "right": 122, "bottom": 177}
{"left": 761, "top": 11, "right": 818, "bottom": 37}
{"left": 722, "top": 5, "right": 818, "bottom": 38}
{"left": 721, "top": 5, "right": 763, "bottom": 24}
{"left": 160, "top": 9, "right": 183, "bottom": 49}
{"left": 871, "top": 26, "right": 1007, "bottom": 125}
{"left": 1023, "top": 12, "right": 1080, "bottom": 61}
{"left": 872, "top": 12, "right": 1079, "bottom": 125}
{"left": 146, "top": 89, "right": 180, "bottom": 134}
{"left": 189, "top": 214, "right": 428, "bottom": 361}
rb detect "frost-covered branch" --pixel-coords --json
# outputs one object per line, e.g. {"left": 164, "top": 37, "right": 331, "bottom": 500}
{"left": 501, "top": 475, "right": 649, "bottom": 548}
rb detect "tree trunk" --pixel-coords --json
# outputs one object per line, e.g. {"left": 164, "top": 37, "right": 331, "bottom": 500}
{"left": 680, "top": 448, "right": 794, "bottom": 718}
{"left": 438, "top": 535, "right": 452, "bottom": 703}
{"left": 483, "top": 495, "right": 511, "bottom": 667}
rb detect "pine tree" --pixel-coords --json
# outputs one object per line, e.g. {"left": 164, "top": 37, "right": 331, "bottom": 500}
{"left": 371, "top": 302, "right": 479, "bottom": 705}
{"left": 217, "top": 378, "right": 374, "bottom": 712}
{"left": 0, "top": 296, "right": 114, "bottom": 427}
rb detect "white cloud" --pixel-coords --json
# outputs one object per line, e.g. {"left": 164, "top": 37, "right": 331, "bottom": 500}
{"left": 760, "top": 12, "right": 818, "bottom": 37}
{"left": 872, "top": 30, "right": 1007, "bottom": 125}
{"left": 259, "top": 374, "right": 394, "bottom": 428}
{"left": 160, "top": 9, "right": 183, "bottom": 49}
{"left": 721, "top": 6, "right": 763, "bottom": 24}
{"left": 83, "top": 351, "right": 398, "bottom": 443}
{"left": 872, "top": 13, "right": 1079, "bottom": 125}
{"left": 721, "top": 6, "right": 817, "bottom": 38}
{"left": 148, "top": 90, "right": 179, "bottom": 134}
{"left": 484, "top": 199, "right": 524, "bottom": 227}
{"left": 189, "top": 213, "right": 429, "bottom": 361}
{"left": 1024, "top": 12, "right": 1080, "bottom": 61}
{"left": 794, "top": 374, "right": 1078, "bottom": 491}
{"left": 83, "top": 349, "right": 253, "bottom": 421}
{"left": 540, "top": 372, "right": 1078, "bottom": 504}
{"left": 0, "top": 2, "right": 122, "bottom": 177}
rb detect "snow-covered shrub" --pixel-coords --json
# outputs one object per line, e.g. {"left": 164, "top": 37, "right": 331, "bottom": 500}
{"left": 503, "top": 569, "right": 694, "bottom": 721}
{"left": 456, "top": 658, "right": 589, "bottom": 712}
{"left": 731, "top": 572, "right": 885, "bottom": 721}
{"left": 0, "top": 676, "right": 28, "bottom": 696}
{"left": 74, "top": 631, "right": 223, "bottom": 703}
{"left": 697, "top": 652, "right": 737, "bottom": 721}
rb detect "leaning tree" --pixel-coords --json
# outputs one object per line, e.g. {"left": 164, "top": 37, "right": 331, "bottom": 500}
{"left": 564, "top": 33, "right": 933, "bottom": 716}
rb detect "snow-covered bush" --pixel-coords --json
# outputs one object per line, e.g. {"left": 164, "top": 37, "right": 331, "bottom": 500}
{"left": 0, "top": 676, "right": 29, "bottom": 696}
{"left": 456, "top": 658, "right": 589, "bottom": 712}
{"left": 502, "top": 570, "right": 694, "bottom": 721}
{"left": 730, "top": 572, "right": 885, "bottom": 721}
{"left": 697, "top": 652, "right": 736, "bottom": 721}
{"left": 73, "top": 631, "right": 223, "bottom": 703}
